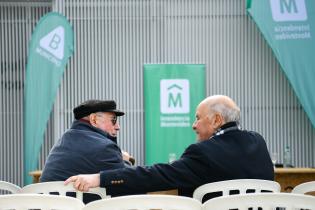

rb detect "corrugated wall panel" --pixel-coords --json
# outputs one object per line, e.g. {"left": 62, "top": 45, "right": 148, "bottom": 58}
{"left": 51, "top": 0, "right": 314, "bottom": 168}
{"left": 0, "top": 1, "right": 51, "bottom": 187}
{"left": 52, "top": 0, "right": 152, "bottom": 165}
{"left": 1, "top": 0, "right": 314, "bottom": 187}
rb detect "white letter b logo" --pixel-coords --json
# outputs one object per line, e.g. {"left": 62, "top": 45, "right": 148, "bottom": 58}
{"left": 49, "top": 34, "right": 61, "bottom": 50}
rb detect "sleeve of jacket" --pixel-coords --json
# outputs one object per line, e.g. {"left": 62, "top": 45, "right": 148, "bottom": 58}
{"left": 100, "top": 143, "right": 211, "bottom": 195}
{"left": 94, "top": 142, "right": 127, "bottom": 170}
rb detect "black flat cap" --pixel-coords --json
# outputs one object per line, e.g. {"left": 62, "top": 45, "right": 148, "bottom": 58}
{"left": 73, "top": 100, "right": 124, "bottom": 119}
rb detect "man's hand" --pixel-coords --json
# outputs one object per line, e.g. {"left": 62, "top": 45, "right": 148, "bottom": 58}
{"left": 122, "top": 150, "right": 131, "bottom": 161}
{"left": 122, "top": 150, "right": 135, "bottom": 165}
{"left": 64, "top": 174, "right": 100, "bottom": 192}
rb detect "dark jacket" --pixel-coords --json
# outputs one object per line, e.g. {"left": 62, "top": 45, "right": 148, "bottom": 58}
{"left": 100, "top": 122, "right": 274, "bottom": 197}
{"left": 40, "top": 120, "right": 127, "bottom": 182}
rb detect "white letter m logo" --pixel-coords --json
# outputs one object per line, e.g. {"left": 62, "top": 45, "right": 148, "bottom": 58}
{"left": 270, "top": 0, "right": 307, "bottom": 22}
{"left": 160, "top": 79, "right": 189, "bottom": 114}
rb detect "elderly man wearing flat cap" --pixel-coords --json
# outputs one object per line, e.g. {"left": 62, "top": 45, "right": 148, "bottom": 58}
{"left": 40, "top": 100, "right": 134, "bottom": 197}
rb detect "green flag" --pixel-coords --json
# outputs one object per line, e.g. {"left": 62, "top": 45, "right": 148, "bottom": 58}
{"left": 24, "top": 12, "right": 74, "bottom": 184}
{"left": 247, "top": 0, "right": 315, "bottom": 128}
{"left": 144, "top": 64, "right": 205, "bottom": 164}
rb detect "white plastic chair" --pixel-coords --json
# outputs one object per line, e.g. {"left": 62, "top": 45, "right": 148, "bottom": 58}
{"left": 292, "top": 180, "right": 315, "bottom": 194}
{"left": 19, "top": 181, "right": 108, "bottom": 201}
{"left": 0, "top": 194, "right": 84, "bottom": 210}
{"left": 193, "top": 179, "right": 281, "bottom": 202}
{"left": 202, "top": 193, "right": 315, "bottom": 210}
{"left": 0, "top": 180, "right": 21, "bottom": 194}
{"left": 82, "top": 194, "right": 202, "bottom": 210}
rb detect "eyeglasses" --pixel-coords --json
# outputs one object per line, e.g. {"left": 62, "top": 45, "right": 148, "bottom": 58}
{"left": 96, "top": 114, "right": 117, "bottom": 125}
{"left": 110, "top": 116, "right": 117, "bottom": 125}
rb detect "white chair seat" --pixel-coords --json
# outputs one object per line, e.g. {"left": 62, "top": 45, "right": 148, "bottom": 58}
{"left": 202, "top": 193, "right": 315, "bottom": 210}
{"left": 292, "top": 181, "right": 315, "bottom": 194}
{"left": 193, "top": 179, "right": 280, "bottom": 202}
{"left": 0, "top": 194, "right": 84, "bottom": 210}
{"left": 19, "top": 181, "right": 108, "bottom": 201}
{"left": 82, "top": 194, "right": 202, "bottom": 210}
{"left": 0, "top": 181, "right": 21, "bottom": 194}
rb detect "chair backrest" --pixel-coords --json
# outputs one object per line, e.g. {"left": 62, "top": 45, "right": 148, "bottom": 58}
{"left": 19, "top": 181, "right": 108, "bottom": 201}
{"left": 193, "top": 179, "right": 281, "bottom": 202}
{"left": 202, "top": 193, "right": 315, "bottom": 210}
{"left": 0, "top": 194, "right": 84, "bottom": 210}
{"left": 292, "top": 181, "right": 315, "bottom": 194}
{"left": 82, "top": 194, "right": 202, "bottom": 210}
{"left": 0, "top": 181, "right": 21, "bottom": 194}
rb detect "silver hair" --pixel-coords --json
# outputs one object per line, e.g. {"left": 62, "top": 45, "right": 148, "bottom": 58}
{"left": 208, "top": 102, "right": 240, "bottom": 123}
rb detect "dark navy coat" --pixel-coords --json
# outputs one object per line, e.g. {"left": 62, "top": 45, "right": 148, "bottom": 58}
{"left": 100, "top": 122, "right": 274, "bottom": 197}
{"left": 40, "top": 120, "right": 127, "bottom": 182}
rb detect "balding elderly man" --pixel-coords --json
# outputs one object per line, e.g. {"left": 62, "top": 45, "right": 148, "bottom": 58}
{"left": 65, "top": 95, "right": 274, "bottom": 197}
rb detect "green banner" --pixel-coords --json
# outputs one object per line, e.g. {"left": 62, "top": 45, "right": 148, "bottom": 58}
{"left": 247, "top": 0, "right": 315, "bottom": 128}
{"left": 144, "top": 64, "right": 205, "bottom": 165}
{"left": 24, "top": 12, "right": 74, "bottom": 184}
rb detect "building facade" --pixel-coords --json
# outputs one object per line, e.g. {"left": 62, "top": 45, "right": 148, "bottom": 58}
{"left": 1, "top": 0, "right": 314, "bottom": 186}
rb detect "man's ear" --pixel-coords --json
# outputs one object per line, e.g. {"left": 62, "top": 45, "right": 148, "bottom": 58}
{"left": 89, "top": 114, "right": 97, "bottom": 126}
{"left": 213, "top": 113, "right": 224, "bottom": 129}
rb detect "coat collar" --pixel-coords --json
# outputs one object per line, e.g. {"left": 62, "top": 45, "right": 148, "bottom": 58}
{"left": 72, "top": 120, "right": 118, "bottom": 143}
{"left": 213, "top": 121, "right": 240, "bottom": 137}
